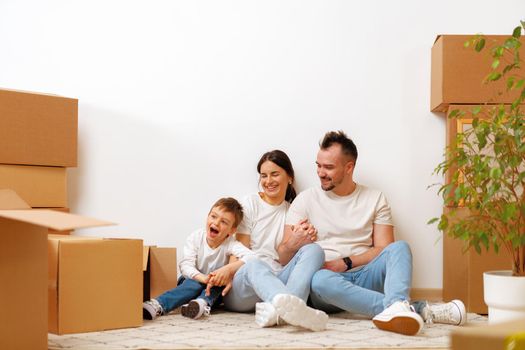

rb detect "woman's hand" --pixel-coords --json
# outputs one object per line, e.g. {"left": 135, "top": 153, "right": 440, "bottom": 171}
{"left": 288, "top": 219, "right": 318, "bottom": 249}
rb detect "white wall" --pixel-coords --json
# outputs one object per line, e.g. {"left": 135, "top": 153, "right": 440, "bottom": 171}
{"left": 1, "top": 1, "right": 523, "bottom": 288}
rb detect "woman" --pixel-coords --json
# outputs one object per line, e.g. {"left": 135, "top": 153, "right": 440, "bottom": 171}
{"left": 223, "top": 150, "right": 328, "bottom": 331}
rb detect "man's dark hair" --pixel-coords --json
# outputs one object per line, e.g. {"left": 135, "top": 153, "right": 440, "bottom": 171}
{"left": 320, "top": 130, "right": 358, "bottom": 163}
{"left": 211, "top": 197, "right": 244, "bottom": 227}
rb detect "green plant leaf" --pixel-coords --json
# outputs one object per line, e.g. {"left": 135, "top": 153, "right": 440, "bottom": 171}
{"left": 427, "top": 217, "right": 439, "bottom": 225}
{"left": 472, "top": 106, "right": 482, "bottom": 115}
{"left": 513, "top": 26, "right": 522, "bottom": 38}
{"left": 475, "top": 38, "right": 486, "bottom": 52}
{"left": 486, "top": 72, "right": 502, "bottom": 82}
{"left": 492, "top": 58, "right": 500, "bottom": 69}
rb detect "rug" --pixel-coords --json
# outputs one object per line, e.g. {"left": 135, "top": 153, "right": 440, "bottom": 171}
{"left": 48, "top": 311, "right": 487, "bottom": 350}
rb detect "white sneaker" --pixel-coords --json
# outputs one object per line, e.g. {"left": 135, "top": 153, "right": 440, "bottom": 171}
{"left": 272, "top": 294, "right": 328, "bottom": 331}
{"left": 143, "top": 299, "right": 164, "bottom": 320}
{"left": 421, "top": 299, "right": 466, "bottom": 326}
{"left": 181, "top": 298, "right": 211, "bottom": 319}
{"left": 255, "top": 302, "right": 280, "bottom": 327}
{"left": 372, "top": 300, "right": 424, "bottom": 336}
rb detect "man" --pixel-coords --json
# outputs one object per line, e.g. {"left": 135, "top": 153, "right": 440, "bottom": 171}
{"left": 278, "top": 130, "right": 466, "bottom": 335}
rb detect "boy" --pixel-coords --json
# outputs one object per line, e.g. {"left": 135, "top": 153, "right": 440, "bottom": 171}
{"left": 143, "top": 197, "right": 254, "bottom": 320}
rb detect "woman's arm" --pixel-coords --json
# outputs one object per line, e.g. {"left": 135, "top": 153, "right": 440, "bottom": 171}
{"left": 277, "top": 220, "right": 317, "bottom": 265}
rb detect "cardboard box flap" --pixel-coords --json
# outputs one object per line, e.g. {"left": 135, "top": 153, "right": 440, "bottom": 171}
{"left": 0, "top": 209, "right": 114, "bottom": 231}
{"left": 143, "top": 245, "right": 151, "bottom": 271}
{"left": 0, "top": 189, "right": 31, "bottom": 209}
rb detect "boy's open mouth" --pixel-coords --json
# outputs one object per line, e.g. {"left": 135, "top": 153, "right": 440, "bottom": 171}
{"left": 209, "top": 226, "right": 219, "bottom": 236}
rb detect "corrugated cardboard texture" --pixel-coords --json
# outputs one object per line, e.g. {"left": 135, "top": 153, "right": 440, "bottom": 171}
{"left": 431, "top": 35, "right": 523, "bottom": 112}
{"left": 443, "top": 207, "right": 513, "bottom": 313}
{"left": 0, "top": 218, "right": 48, "bottom": 350}
{"left": 0, "top": 164, "right": 67, "bottom": 207}
{"left": 48, "top": 236, "right": 143, "bottom": 334}
{"left": 0, "top": 88, "right": 78, "bottom": 167}
{"left": 451, "top": 318, "right": 525, "bottom": 350}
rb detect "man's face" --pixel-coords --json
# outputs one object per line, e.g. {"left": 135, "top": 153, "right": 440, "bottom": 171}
{"left": 206, "top": 206, "right": 236, "bottom": 247}
{"left": 316, "top": 144, "right": 353, "bottom": 191}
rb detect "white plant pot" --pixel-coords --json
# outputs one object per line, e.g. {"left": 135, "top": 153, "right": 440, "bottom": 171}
{"left": 484, "top": 270, "right": 525, "bottom": 323}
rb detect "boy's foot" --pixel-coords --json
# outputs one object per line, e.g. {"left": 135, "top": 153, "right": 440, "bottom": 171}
{"left": 372, "top": 300, "right": 423, "bottom": 336}
{"left": 181, "top": 299, "right": 211, "bottom": 319}
{"left": 421, "top": 299, "right": 466, "bottom": 326}
{"left": 143, "top": 299, "right": 163, "bottom": 320}
{"left": 255, "top": 302, "right": 286, "bottom": 327}
{"left": 271, "top": 294, "right": 328, "bottom": 331}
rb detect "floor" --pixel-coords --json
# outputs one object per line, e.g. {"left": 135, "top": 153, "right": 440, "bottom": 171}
{"left": 48, "top": 311, "right": 487, "bottom": 350}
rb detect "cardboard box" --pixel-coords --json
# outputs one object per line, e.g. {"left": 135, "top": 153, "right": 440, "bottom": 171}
{"left": 0, "top": 88, "right": 78, "bottom": 167}
{"left": 451, "top": 318, "right": 525, "bottom": 350}
{"left": 143, "top": 246, "right": 178, "bottom": 301}
{"left": 49, "top": 208, "right": 72, "bottom": 235}
{"left": 431, "top": 35, "right": 524, "bottom": 112}
{"left": 49, "top": 235, "right": 143, "bottom": 334}
{"left": 0, "top": 189, "right": 112, "bottom": 350}
{"left": 0, "top": 164, "right": 67, "bottom": 207}
{"left": 443, "top": 207, "right": 513, "bottom": 313}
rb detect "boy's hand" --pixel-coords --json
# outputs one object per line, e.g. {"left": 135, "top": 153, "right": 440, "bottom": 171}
{"left": 205, "top": 265, "right": 235, "bottom": 296}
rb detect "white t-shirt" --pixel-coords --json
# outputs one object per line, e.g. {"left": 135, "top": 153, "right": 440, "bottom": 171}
{"left": 286, "top": 184, "right": 393, "bottom": 261}
{"left": 179, "top": 228, "right": 255, "bottom": 279}
{"left": 237, "top": 193, "right": 289, "bottom": 273}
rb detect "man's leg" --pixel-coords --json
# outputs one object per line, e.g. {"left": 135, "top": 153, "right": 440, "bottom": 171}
{"left": 277, "top": 243, "right": 325, "bottom": 301}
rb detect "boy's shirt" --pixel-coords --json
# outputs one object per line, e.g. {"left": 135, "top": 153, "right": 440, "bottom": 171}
{"left": 179, "top": 228, "right": 255, "bottom": 279}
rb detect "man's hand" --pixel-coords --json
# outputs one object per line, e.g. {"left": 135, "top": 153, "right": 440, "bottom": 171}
{"left": 322, "top": 258, "right": 347, "bottom": 272}
{"left": 288, "top": 219, "right": 318, "bottom": 249}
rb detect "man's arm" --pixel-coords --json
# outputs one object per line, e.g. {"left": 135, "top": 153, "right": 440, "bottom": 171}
{"left": 277, "top": 220, "right": 317, "bottom": 265}
{"left": 323, "top": 223, "right": 394, "bottom": 272}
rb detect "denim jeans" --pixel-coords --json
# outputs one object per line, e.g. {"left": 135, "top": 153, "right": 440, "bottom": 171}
{"left": 156, "top": 276, "right": 224, "bottom": 314}
{"left": 223, "top": 243, "right": 325, "bottom": 312}
{"left": 310, "top": 240, "right": 413, "bottom": 317}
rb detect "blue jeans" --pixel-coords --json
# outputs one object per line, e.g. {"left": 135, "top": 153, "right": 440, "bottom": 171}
{"left": 310, "top": 240, "right": 414, "bottom": 317}
{"left": 156, "top": 276, "right": 223, "bottom": 314}
{"left": 223, "top": 243, "right": 325, "bottom": 312}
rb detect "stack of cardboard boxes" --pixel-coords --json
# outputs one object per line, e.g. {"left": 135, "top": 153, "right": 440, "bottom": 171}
{"left": 0, "top": 88, "right": 178, "bottom": 350}
{"left": 430, "top": 35, "right": 522, "bottom": 313}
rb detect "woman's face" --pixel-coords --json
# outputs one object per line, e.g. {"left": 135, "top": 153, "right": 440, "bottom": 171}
{"left": 259, "top": 160, "right": 291, "bottom": 202}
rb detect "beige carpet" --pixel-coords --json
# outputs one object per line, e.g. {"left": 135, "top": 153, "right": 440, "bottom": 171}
{"left": 48, "top": 311, "right": 487, "bottom": 350}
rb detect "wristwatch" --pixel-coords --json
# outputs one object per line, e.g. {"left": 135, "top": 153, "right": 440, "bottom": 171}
{"left": 343, "top": 257, "right": 353, "bottom": 271}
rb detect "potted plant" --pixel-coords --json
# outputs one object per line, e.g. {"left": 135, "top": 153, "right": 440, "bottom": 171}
{"left": 429, "top": 21, "right": 525, "bottom": 323}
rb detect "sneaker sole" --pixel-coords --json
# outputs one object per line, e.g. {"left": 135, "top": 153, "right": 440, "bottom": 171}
{"left": 255, "top": 302, "right": 278, "bottom": 328}
{"left": 272, "top": 294, "right": 328, "bottom": 331}
{"left": 181, "top": 301, "right": 201, "bottom": 319}
{"left": 373, "top": 316, "right": 421, "bottom": 336}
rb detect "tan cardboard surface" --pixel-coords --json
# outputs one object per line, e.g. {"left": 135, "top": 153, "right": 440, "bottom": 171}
{"left": 0, "top": 88, "right": 77, "bottom": 167}
{"left": 0, "top": 164, "right": 67, "bottom": 207}
{"left": 451, "top": 318, "right": 525, "bottom": 350}
{"left": 431, "top": 35, "right": 524, "bottom": 112}
{"left": 0, "top": 219, "right": 48, "bottom": 350}
{"left": 150, "top": 247, "right": 178, "bottom": 298}
{"left": 48, "top": 236, "right": 143, "bottom": 334}
{"left": 443, "top": 207, "right": 513, "bottom": 313}
{"left": 0, "top": 209, "right": 113, "bottom": 231}
{"left": 0, "top": 188, "right": 31, "bottom": 209}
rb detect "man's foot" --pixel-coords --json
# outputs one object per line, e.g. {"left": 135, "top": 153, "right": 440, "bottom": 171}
{"left": 272, "top": 294, "right": 328, "bottom": 331}
{"left": 421, "top": 299, "right": 466, "bottom": 326}
{"left": 372, "top": 300, "right": 424, "bottom": 336}
{"left": 143, "top": 299, "right": 163, "bottom": 320}
{"left": 255, "top": 302, "right": 287, "bottom": 327}
{"left": 181, "top": 299, "right": 211, "bottom": 319}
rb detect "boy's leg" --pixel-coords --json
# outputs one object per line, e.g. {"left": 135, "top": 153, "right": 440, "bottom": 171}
{"left": 156, "top": 277, "right": 205, "bottom": 314}
{"left": 198, "top": 286, "right": 224, "bottom": 308}
{"left": 276, "top": 243, "right": 324, "bottom": 301}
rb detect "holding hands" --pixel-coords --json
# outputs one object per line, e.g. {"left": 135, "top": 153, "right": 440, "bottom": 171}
{"left": 289, "top": 218, "right": 318, "bottom": 249}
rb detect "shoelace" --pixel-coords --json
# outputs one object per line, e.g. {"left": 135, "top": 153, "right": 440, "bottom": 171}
{"left": 203, "top": 305, "right": 211, "bottom": 317}
{"left": 430, "top": 304, "right": 458, "bottom": 324}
